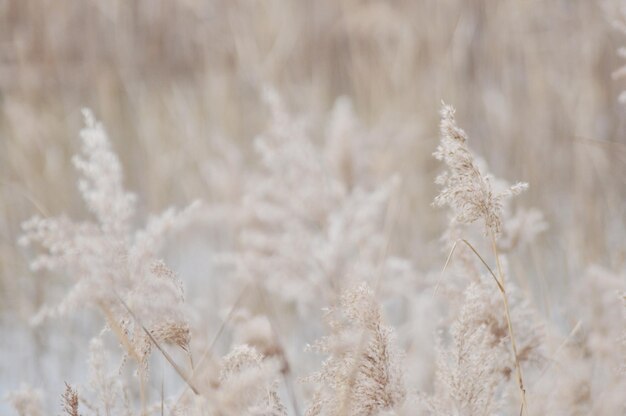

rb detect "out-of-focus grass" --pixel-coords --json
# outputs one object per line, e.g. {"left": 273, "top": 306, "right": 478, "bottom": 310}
{"left": 0, "top": 1, "right": 625, "bottom": 411}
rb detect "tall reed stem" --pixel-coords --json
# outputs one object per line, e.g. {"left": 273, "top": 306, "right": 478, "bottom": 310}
{"left": 490, "top": 232, "right": 528, "bottom": 416}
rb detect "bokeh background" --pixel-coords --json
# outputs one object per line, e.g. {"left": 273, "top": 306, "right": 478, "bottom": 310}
{"left": 1, "top": 0, "right": 625, "bottom": 412}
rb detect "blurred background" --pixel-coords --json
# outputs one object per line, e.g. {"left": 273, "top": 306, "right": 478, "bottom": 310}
{"left": 1, "top": 0, "right": 625, "bottom": 411}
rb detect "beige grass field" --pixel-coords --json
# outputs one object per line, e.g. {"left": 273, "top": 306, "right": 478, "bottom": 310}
{"left": 0, "top": 1, "right": 625, "bottom": 415}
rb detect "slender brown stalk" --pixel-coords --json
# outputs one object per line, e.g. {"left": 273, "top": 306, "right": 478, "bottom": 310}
{"left": 437, "top": 239, "right": 505, "bottom": 295}
{"left": 437, "top": 236, "right": 529, "bottom": 415}
{"left": 139, "top": 369, "right": 147, "bottom": 416}
{"left": 490, "top": 232, "right": 528, "bottom": 416}
{"left": 113, "top": 293, "right": 200, "bottom": 395}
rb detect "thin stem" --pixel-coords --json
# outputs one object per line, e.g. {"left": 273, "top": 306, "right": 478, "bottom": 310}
{"left": 258, "top": 286, "right": 302, "bottom": 416}
{"left": 490, "top": 232, "right": 528, "bottom": 416}
{"left": 139, "top": 369, "right": 147, "bottom": 416}
{"left": 114, "top": 292, "right": 200, "bottom": 395}
{"left": 172, "top": 283, "right": 250, "bottom": 409}
{"left": 436, "top": 239, "right": 504, "bottom": 295}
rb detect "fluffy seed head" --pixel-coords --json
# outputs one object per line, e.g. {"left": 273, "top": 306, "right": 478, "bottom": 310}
{"left": 434, "top": 103, "right": 527, "bottom": 236}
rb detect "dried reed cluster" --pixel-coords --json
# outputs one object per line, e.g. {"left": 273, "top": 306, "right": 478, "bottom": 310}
{"left": 5, "top": 100, "right": 623, "bottom": 415}
{"left": 2, "top": 1, "right": 625, "bottom": 416}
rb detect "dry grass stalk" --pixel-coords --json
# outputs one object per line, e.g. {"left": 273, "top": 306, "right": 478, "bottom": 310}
{"left": 114, "top": 292, "right": 200, "bottom": 396}
{"left": 434, "top": 103, "right": 529, "bottom": 415}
